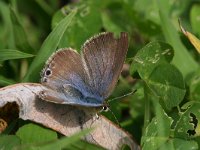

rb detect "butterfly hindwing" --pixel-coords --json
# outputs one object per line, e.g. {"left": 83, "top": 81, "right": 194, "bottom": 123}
{"left": 40, "top": 48, "right": 93, "bottom": 105}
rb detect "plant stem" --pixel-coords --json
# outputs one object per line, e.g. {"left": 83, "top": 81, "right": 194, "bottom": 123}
{"left": 143, "top": 84, "right": 150, "bottom": 130}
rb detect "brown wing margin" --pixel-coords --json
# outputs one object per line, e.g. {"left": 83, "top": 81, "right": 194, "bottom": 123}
{"left": 41, "top": 48, "right": 88, "bottom": 90}
{"left": 82, "top": 32, "right": 128, "bottom": 98}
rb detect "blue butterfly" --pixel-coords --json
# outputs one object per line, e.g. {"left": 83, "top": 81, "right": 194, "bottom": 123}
{"left": 39, "top": 32, "right": 128, "bottom": 108}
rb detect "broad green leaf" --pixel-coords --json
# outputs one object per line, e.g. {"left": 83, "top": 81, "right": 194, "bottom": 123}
{"left": 130, "top": 42, "right": 184, "bottom": 109}
{"left": 159, "top": 138, "right": 198, "bottom": 150}
{"left": 157, "top": 0, "right": 199, "bottom": 77}
{"left": 190, "top": 4, "right": 200, "bottom": 36}
{"left": 40, "top": 128, "right": 92, "bottom": 150}
{"left": 170, "top": 0, "right": 191, "bottom": 18}
{"left": 0, "top": 135, "right": 21, "bottom": 149}
{"left": 101, "top": 11, "right": 123, "bottom": 33}
{"left": 134, "top": 0, "right": 160, "bottom": 25}
{"left": 16, "top": 123, "right": 57, "bottom": 144}
{"left": 0, "top": 49, "right": 34, "bottom": 61}
{"left": 17, "top": 127, "right": 92, "bottom": 150}
{"left": 10, "top": 7, "right": 34, "bottom": 53}
{"left": 130, "top": 41, "right": 174, "bottom": 79}
{"left": 52, "top": 1, "right": 102, "bottom": 50}
{"left": 125, "top": 0, "right": 162, "bottom": 36}
{"left": 40, "top": 129, "right": 91, "bottom": 149}
{"left": 0, "top": 75, "right": 16, "bottom": 86}
{"left": 129, "top": 82, "right": 145, "bottom": 119}
{"left": 187, "top": 69, "right": 200, "bottom": 101}
{"left": 23, "top": 9, "right": 77, "bottom": 82}
{"left": 141, "top": 102, "right": 173, "bottom": 149}
{"left": 68, "top": 140, "right": 105, "bottom": 150}
{"left": 147, "top": 64, "right": 185, "bottom": 109}
{"left": 175, "top": 101, "right": 200, "bottom": 139}
{"left": 101, "top": 1, "right": 132, "bottom": 33}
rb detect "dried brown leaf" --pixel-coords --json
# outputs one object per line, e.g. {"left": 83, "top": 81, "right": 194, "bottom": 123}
{"left": 0, "top": 83, "right": 140, "bottom": 150}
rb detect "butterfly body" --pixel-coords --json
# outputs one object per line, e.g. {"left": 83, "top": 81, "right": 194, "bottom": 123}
{"left": 39, "top": 32, "right": 128, "bottom": 107}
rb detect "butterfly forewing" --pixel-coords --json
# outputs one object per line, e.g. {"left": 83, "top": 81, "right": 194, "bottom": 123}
{"left": 41, "top": 48, "right": 87, "bottom": 88}
{"left": 82, "top": 32, "right": 128, "bottom": 99}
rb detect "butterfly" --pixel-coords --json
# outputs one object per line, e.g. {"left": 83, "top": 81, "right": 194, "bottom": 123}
{"left": 39, "top": 32, "right": 128, "bottom": 108}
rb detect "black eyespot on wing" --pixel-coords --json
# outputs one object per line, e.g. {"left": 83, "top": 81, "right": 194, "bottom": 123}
{"left": 45, "top": 69, "right": 52, "bottom": 76}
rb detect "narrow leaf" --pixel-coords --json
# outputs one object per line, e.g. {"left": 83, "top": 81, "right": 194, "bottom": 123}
{"left": 0, "top": 1, "right": 14, "bottom": 49}
{"left": 10, "top": 7, "right": 34, "bottom": 53}
{"left": 23, "top": 9, "right": 77, "bottom": 82}
{"left": 0, "top": 49, "right": 34, "bottom": 61}
{"left": 52, "top": 2, "right": 102, "bottom": 50}
{"left": 0, "top": 75, "right": 16, "bottom": 86}
{"left": 157, "top": 0, "right": 199, "bottom": 77}
{"left": 179, "top": 21, "right": 200, "bottom": 54}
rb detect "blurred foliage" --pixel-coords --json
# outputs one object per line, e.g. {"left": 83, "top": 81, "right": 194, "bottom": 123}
{"left": 0, "top": 0, "right": 200, "bottom": 149}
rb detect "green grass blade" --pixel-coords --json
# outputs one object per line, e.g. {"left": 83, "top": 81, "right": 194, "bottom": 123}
{"left": 10, "top": 7, "right": 34, "bottom": 53}
{"left": 157, "top": 0, "right": 199, "bottom": 77}
{"left": 35, "top": 0, "right": 54, "bottom": 15}
{"left": 0, "top": 75, "right": 16, "bottom": 86}
{"left": 0, "top": 49, "right": 34, "bottom": 61}
{"left": 23, "top": 9, "right": 77, "bottom": 82}
{"left": 0, "top": 1, "right": 14, "bottom": 49}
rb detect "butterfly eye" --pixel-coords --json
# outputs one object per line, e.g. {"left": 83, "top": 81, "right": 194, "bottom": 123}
{"left": 102, "top": 106, "right": 109, "bottom": 112}
{"left": 45, "top": 69, "right": 52, "bottom": 76}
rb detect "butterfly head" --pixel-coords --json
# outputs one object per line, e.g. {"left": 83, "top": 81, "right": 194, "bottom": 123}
{"left": 101, "top": 101, "right": 110, "bottom": 112}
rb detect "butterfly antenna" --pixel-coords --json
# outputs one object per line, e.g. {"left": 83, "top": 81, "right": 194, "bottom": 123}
{"left": 108, "top": 89, "right": 137, "bottom": 103}
{"left": 97, "top": 107, "right": 120, "bottom": 127}
{"left": 107, "top": 107, "right": 121, "bottom": 127}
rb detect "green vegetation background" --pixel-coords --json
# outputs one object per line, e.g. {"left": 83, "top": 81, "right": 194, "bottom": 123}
{"left": 0, "top": 0, "right": 200, "bottom": 149}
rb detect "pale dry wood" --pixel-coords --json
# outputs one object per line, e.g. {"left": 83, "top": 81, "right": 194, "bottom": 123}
{"left": 0, "top": 83, "right": 140, "bottom": 150}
